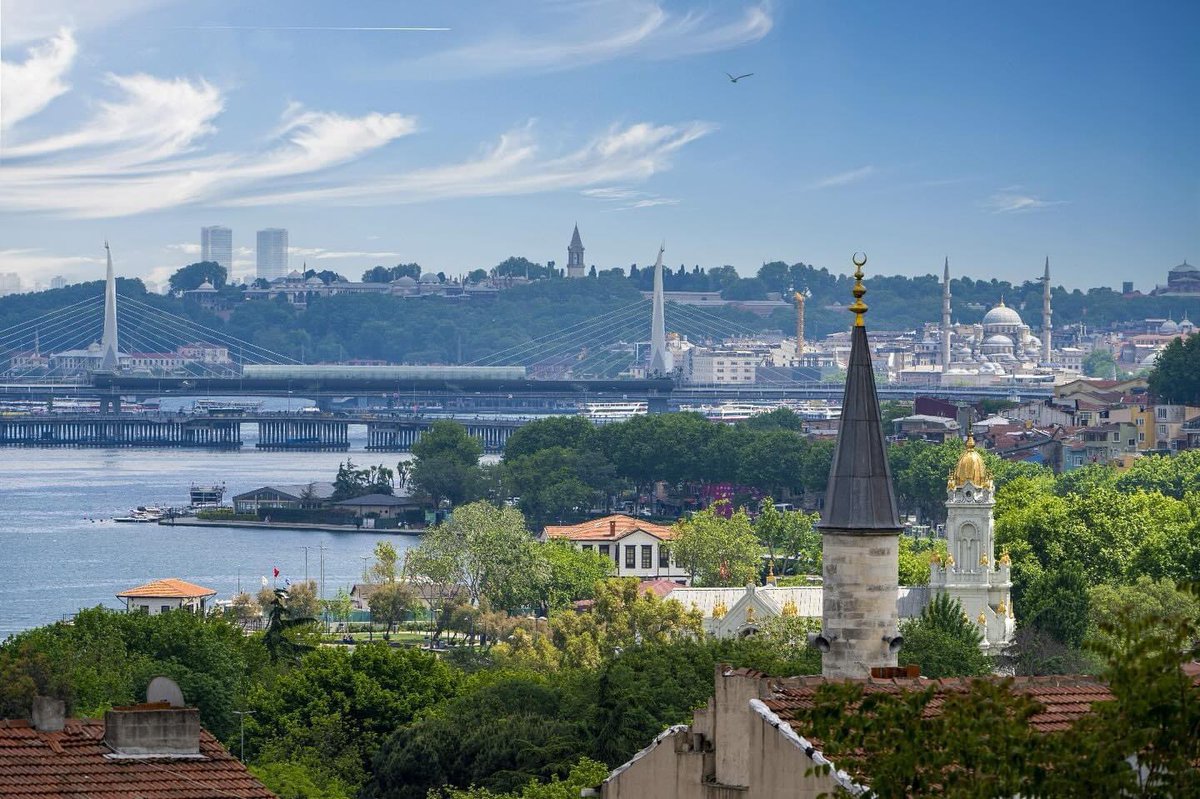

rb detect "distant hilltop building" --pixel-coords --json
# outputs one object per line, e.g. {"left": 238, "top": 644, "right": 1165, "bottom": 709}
{"left": 50, "top": 276, "right": 67, "bottom": 290}
{"left": 1154, "top": 259, "right": 1200, "bottom": 296}
{"left": 200, "top": 225, "right": 233, "bottom": 275}
{"left": 567, "top": 224, "right": 586, "bottom": 278}
{"left": 0, "top": 273, "right": 21, "bottom": 296}
{"left": 256, "top": 228, "right": 289, "bottom": 281}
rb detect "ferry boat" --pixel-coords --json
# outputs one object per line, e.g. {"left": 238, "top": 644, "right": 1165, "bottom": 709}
{"left": 189, "top": 483, "right": 226, "bottom": 508}
{"left": 580, "top": 401, "right": 648, "bottom": 423}
{"left": 194, "top": 398, "right": 263, "bottom": 414}
{"left": 114, "top": 506, "right": 166, "bottom": 523}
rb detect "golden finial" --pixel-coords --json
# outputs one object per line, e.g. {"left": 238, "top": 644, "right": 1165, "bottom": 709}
{"left": 745, "top": 606, "right": 756, "bottom": 622}
{"left": 713, "top": 600, "right": 727, "bottom": 619}
{"left": 979, "top": 553, "right": 990, "bottom": 567}
{"left": 849, "top": 252, "right": 868, "bottom": 326}
{"left": 945, "top": 553, "right": 955, "bottom": 567}
{"left": 766, "top": 560, "right": 776, "bottom": 585}
{"left": 929, "top": 551, "right": 942, "bottom": 567}
{"left": 977, "top": 611, "right": 987, "bottom": 626}
{"left": 999, "top": 549, "right": 1012, "bottom": 567}
{"left": 781, "top": 599, "right": 798, "bottom": 617}
{"left": 997, "top": 600, "right": 1007, "bottom": 615}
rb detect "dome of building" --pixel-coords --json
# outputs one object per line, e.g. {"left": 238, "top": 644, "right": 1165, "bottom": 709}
{"left": 1159, "top": 318, "right": 1179, "bottom": 335}
{"left": 984, "top": 334, "right": 1014, "bottom": 347}
{"left": 305, "top": 276, "right": 323, "bottom": 285}
{"left": 982, "top": 300, "right": 1023, "bottom": 327}
{"left": 419, "top": 272, "right": 441, "bottom": 284}
{"left": 195, "top": 280, "right": 215, "bottom": 291}
{"left": 948, "top": 434, "right": 993, "bottom": 490}
{"left": 1170, "top": 260, "right": 1197, "bottom": 274}
{"left": 1140, "top": 351, "right": 1161, "bottom": 367}
{"left": 393, "top": 275, "right": 417, "bottom": 287}
{"left": 1180, "top": 316, "right": 1195, "bottom": 333}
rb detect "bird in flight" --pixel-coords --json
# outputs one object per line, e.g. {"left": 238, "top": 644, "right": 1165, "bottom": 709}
{"left": 725, "top": 72, "right": 754, "bottom": 83}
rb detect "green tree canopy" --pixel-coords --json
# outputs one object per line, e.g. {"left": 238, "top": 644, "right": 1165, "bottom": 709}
{"left": 1147, "top": 332, "right": 1200, "bottom": 405}
{"left": 169, "top": 260, "right": 227, "bottom": 294}
{"left": 670, "top": 504, "right": 761, "bottom": 587}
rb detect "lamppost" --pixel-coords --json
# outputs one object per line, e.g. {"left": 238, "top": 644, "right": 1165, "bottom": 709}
{"left": 232, "top": 710, "right": 255, "bottom": 761}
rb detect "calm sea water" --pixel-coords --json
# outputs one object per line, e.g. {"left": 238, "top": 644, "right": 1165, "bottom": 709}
{"left": 0, "top": 429, "right": 424, "bottom": 637}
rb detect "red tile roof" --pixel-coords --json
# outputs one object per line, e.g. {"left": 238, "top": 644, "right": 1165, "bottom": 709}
{"left": 116, "top": 579, "right": 217, "bottom": 599}
{"left": 637, "top": 579, "right": 683, "bottom": 597}
{"left": 544, "top": 514, "right": 675, "bottom": 541}
{"left": 763, "top": 674, "right": 1114, "bottom": 736}
{"left": 0, "top": 718, "right": 276, "bottom": 798}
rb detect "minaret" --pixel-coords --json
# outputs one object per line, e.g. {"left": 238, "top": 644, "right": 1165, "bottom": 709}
{"left": 1041, "top": 256, "right": 1052, "bottom": 364}
{"left": 99, "top": 241, "right": 119, "bottom": 371}
{"left": 793, "top": 290, "right": 807, "bottom": 355}
{"left": 567, "top": 224, "right": 585, "bottom": 278}
{"left": 648, "top": 244, "right": 673, "bottom": 375}
{"left": 816, "top": 253, "right": 902, "bottom": 678}
{"left": 931, "top": 430, "right": 1014, "bottom": 650}
{"left": 941, "top": 257, "right": 952, "bottom": 371}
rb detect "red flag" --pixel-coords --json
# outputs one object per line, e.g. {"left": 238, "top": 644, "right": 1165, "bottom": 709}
{"left": 273, "top": 567, "right": 280, "bottom": 578}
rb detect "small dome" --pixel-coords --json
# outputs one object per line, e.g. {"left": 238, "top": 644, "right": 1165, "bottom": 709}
{"left": 195, "top": 280, "right": 215, "bottom": 291}
{"left": 1159, "top": 319, "right": 1179, "bottom": 335}
{"left": 949, "top": 435, "right": 994, "bottom": 490}
{"left": 419, "top": 272, "right": 441, "bottom": 284}
{"left": 305, "top": 276, "right": 323, "bottom": 285}
{"left": 1170, "top": 260, "right": 1197, "bottom": 274}
{"left": 984, "top": 334, "right": 1014, "bottom": 347}
{"left": 982, "top": 300, "right": 1023, "bottom": 327}
{"left": 287, "top": 270, "right": 302, "bottom": 279}
{"left": 393, "top": 275, "right": 417, "bottom": 287}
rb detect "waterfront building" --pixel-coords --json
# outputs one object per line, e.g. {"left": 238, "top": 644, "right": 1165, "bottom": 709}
{"left": 116, "top": 578, "right": 217, "bottom": 615}
{"left": 567, "top": 224, "right": 585, "bottom": 278}
{"left": 200, "top": 225, "right": 233, "bottom": 274}
{"left": 544, "top": 514, "right": 690, "bottom": 583}
{"left": 255, "top": 228, "right": 289, "bottom": 280}
{"left": 232, "top": 482, "right": 335, "bottom": 514}
{"left": 332, "top": 492, "right": 421, "bottom": 520}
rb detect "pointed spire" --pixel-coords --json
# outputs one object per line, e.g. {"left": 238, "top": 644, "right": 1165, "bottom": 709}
{"left": 569, "top": 224, "right": 583, "bottom": 250}
{"left": 649, "top": 243, "right": 673, "bottom": 375}
{"left": 99, "top": 241, "right": 119, "bottom": 371}
{"left": 1044, "top": 255, "right": 1050, "bottom": 280}
{"left": 819, "top": 253, "right": 900, "bottom": 534}
{"left": 943, "top": 256, "right": 950, "bottom": 283}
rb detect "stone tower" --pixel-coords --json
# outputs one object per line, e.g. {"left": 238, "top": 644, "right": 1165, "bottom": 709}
{"left": 567, "top": 224, "right": 585, "bottom": 278}
{"left": 930, "top": 432, "right": 1014, "bottom": 650}
{"left": 793, "top": 290, "right": 806, "bottom": 355}
{"left": 1041, "top": 256, "right": 1052, "bottom": 364}
{"left": 817, "top": 254, "right": 903, "bottom": 678}
{"left": 941, "top": 257, "right": 952, "bottom": 372}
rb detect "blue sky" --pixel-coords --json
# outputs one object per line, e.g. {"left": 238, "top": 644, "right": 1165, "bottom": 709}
{"left": 0, "top": 0, "right": 1196, "bottom": 291}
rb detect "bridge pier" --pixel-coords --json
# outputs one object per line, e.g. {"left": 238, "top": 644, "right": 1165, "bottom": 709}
{"left": 0, "top": 415, "right": 241, "bottom": 448}
{"left": 255, "top": 418, "right": 349, "bottom": 451}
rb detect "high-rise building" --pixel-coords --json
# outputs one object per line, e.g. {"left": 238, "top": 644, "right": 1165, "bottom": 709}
{"left": 256, "top": 228, "right": 289, "bottom": 281}
{"left": 200, "top": 226, "right": 233, "bottom": 275}
{"left": 567, "top": 224, "right": 585, "bottom": 278}
{"left": 50, "top": 276, "right": 67, "bottom": 290}
{"left": 0, "top": 273, "right": 22, "bottom": 296}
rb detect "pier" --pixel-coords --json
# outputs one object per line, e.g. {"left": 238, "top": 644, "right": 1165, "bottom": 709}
{"left": 365, "top": 417, "right": 526, "bottom": 453}
{"left": 0, "top": 414, "right": 241, "bottom": 448}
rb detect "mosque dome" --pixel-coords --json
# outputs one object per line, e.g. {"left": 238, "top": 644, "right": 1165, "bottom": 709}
{"left": 982, "top": 300, "right": 1023, "bottom": 327}
{"left": 1180, "top": 316, "right": 1195, "bottom": 333}
{"left": 949, "top": 435, "right": 993, "bottom": 490}
{"left": 1170, "top": 260, "right": 1197, "bottom": 275}
{"left": 1159, "top": 319, "right": 1179, "bottom": 335}
{"left": 419, "top": 272, "right": 441, "bottom": 284}
{"left": 393, "top": 276, "right": 417, "bottom": 287}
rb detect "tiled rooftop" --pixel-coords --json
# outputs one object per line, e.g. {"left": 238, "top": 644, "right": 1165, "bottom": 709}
{"left": 0, "top": 718, "right": 275, "bottom": 798}
{"left": 544, "top": 514, "right": 675, "bottom": 541}
{"left": 115, "top": 578, "right": 217, "bottom": 599}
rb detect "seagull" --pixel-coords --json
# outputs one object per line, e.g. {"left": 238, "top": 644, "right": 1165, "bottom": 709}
{"left": 726, "top": 71, "right": 754, "bottom": 83}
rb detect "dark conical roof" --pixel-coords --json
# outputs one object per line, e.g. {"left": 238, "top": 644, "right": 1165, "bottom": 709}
{"left": 569, "top": 224, "right": 584, "bottom": 251}
{"left": 818, "top": 259, "right": 901, "bottom": 535}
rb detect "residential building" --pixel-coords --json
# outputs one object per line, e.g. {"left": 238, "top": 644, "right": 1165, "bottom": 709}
{"left": 50, "top": 275, "right": 67, "bottom": 290}
{"left": 1, "top": 695, "right": 276, "bottom": 799}
{"left": 332, "top": 493, "right": 422, "bottom": 521}
{"left": 891, "top": 413, "right": 960, "bottom": 442}
{"left": 600, "top": 666, "right": 1124, "bottom": 799}
{"left": 115, "top": 578, "right": 217, "bottom": 615}
{"left": 1152, "top": 404, "right": 1200, "bottom": 450}
{"left": 232, "top": 482, "right": 335, "bottom": 514}
{"left": 544, "top": 514, "right": 690, "bottom": 583}
{"left": 256, "top": 228, "right": 289, "bottom": 280}
{"left": 681, "top": 347, "right": 759, "bottom": 385}
{"left": 200, "top": 225, "right": 233, "bottom": 274}
{"left": 0, "top": 272, "right": 21, "bottom": 296}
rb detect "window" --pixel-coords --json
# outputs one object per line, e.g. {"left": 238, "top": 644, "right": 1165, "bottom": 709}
{"left": 625, "top": 546, "right": 636, "bottom": 568}
{"left": 582, "top": 544, "right": 593, "bottom": 551}
{"left": 137, "top": 605, "right": 149, "bottom": 614}
{"left": 659, "top": 546, "right": 670, "bottom": 568}
{"left": 1138, "top": 432, "right": 1145, "bottom": 442}
{"left": 641, "top": 545, "right": 652, "bottom": 569}
{"left": 161, "top": 605, "right": 172, "bottom": 614}
{"left": 599, "top": 544, "right": 609, "bottom": 558}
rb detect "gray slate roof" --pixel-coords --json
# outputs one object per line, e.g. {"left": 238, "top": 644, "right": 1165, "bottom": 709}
{"left": 819, "top": 324, "right": 901, "bottom": 534}
{"left": 333, "top": 493, "right": 418, "bottom": 507}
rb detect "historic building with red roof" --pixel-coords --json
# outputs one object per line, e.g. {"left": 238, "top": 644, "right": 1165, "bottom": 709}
{"left": 543, "top": 514, "right": 690, "bottom": 583}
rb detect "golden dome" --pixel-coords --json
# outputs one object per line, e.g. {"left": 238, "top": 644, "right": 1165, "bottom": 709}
{"left": 949, "top": 434, "right": 993, "bottom": 489}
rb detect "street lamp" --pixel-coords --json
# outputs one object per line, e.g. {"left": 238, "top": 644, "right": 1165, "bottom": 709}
{"left": 232, "top": 710, "right": 255, "bottom": 761}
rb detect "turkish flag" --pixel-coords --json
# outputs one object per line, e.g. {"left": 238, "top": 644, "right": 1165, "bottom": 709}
{"left": 273, "top": 567, "right": 280, "bottom": 578}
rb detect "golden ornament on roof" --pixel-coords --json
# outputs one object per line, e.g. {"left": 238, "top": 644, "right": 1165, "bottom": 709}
{"left": 999, "top": 549, "right": 1012, "bottom": 567}
{"left": 948, "top": 432, "right": 994, "bottom": 490}
{"left": 977, "top": 611, "right": 987, "bottom": 626}
{"left": 712, "top": 601, "right": 727, "bottom": 619}
{"left": 979, "top": 553, "right": 991, "bottom": 567}
{"left": 929, "top": 551, "right": 942, "bottom": 566}
{"left": 997, "top": 601, "right": 1007, "bottom": 615}
{"left": 781, "top": 599, "right": 798, "bottom": 617}
{"left": 745, "top": 606, "right": 756, "bottom": 622}
{"left": 849, "top": 253, "right": 868, "bottom": 326}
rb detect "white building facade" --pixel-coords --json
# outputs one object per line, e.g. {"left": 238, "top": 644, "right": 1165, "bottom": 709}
{"left": 544, "top": 515, "right": 691, "bottom": 582}
{"left": 200, "top": 226, "right": 233, "bottom": 274}
{"left": 256, "top": 228, "right": 289, "bottom": 280}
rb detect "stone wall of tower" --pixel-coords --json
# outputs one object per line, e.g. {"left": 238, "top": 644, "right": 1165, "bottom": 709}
{"left": 821, "top": 533, "right": 899, "bottom": 678}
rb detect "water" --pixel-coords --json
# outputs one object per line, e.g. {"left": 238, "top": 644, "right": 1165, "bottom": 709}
{"left": 0, "top": 435, "right": 423, "bottom": 638}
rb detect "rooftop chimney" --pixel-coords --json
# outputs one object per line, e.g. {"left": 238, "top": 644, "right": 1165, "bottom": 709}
{"left": 31, "top": 696, "right": 65, "bottom": 732}
{"left": 609, "top": 519, "right": 617, "bottom": 537}
{"left": 104, "top": 704, "right": 201, "bottom": 756}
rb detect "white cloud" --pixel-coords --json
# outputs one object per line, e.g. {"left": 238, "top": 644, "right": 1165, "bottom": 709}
{"left": 583, "top": 185, "right": 678, "bottom": 211}
{"left": 395, "top": 1, "right": 772, "bottom": 78}
{"left": 0, "top": 247, "right": 103, "bottom": 284}
{"left": 0, "top": 27, "right": 77, "bottom": 131}
{"left": 289, "top": 247, "right": 402, "bottom": 260}
{"left": 808, "top": 165, "right": 875, "bottom": 190}
{"left": 166, "top": 243, "right": 201, "bottom": 255}
{"left": 982, "top": 190, "right": 1067, "bottom": 214}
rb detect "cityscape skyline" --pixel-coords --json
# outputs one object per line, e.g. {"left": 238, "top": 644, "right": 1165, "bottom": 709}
{"left": 0, "top": 1, "right": 1196, "bottom": 291}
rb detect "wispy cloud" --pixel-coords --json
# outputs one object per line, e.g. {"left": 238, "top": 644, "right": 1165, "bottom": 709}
{"left": 583, "top": 185, "right": 679, "bottom": 211}
{"left": 289, "top": 247, "right": 402, "bottom": 261}
{"left": 808, "top": 165, "right": 875, "bottom": 190}
{"left": 0, "top": 247, "right": 103, "bottom": 284}
{"left": 981, "top": 189, "right": 1067, "bottom": 214}
{"left": 393, "top": 1, "right": 772, "bottom": 79}
{"left": 0, "top": 27, "right": 77, "bottom": 131}
{"left": 166, "top": 243, "right": 201, "bottom": 255}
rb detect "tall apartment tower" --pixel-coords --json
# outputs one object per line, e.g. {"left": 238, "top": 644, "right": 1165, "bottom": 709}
{"left": 256, "top": 228, "right": 289, "bottom": 281}
{"left": 200, "top": 226, "right": 233, "bottom": 275}
{"left": 567, "top": 224, "right": 585, "bottom": 278}
{"left": 816, "top": 254, "right": 903, "bottom": 678}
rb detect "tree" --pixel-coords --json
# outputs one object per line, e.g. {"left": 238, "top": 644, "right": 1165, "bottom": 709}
{"left": 1147, "top": 332, "right": 1200, "bottom": 405}
{"left": 1082, "top": 348, "right": 1118, "bottom": 378}
{"left": 502, "top": 447, "right": 605, "bottom": 527}
{"left": 754, "top": 499, "right": 820, "bottom": 576}
{"left": 287, "top": 580, "right": 321, "bottom": 619}
{"left": 535, "top": 540, "right": 614, "bottom": 614}
{"left": 368, "top": 583, "right": 416, "bottom": 633}
{"left": 250, "top": 761, "right": 353, "bottom": 799}
{"left": 263, "top": 588, "right": 318, "bottom": 663}
{"left": 440, "top": 757, "right": 609, "bottom": 799}
{"left": 362, "top": 263, "right": 422, "bottom": 283}
{"left": 1086, "top": 576, "right": 1200, "bottom": 652}
{"left": 322, "top": 589, "right": 354, "bottom": 631}
{"left": 897, "top": 535, "right": 946, "bottom": 586}
{"left": 898, "top": 593, "right": 992, "bottom": 678}
{"left": 1022, "top": 564, "right": 1091, "bottom": 648}
{"left": 230, "top": 592, "right": 260, "bottom": 623}
{"left": 670, "top": 503, "right": 761, "bottom": 587}
{"left": 169, "top": 260, "right": 227, "bottom": 294}
{"left": 411, "top": 422, "right": 484, "bottom": 508}
{"left": 333, "top": 460, "right": 395, "bottom": 501}
{"left": 365, "top": 541, "right": 402, "bottom": 584}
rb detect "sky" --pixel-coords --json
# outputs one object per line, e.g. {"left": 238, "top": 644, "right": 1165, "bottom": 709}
{"left": 0, "top": 0, "right": 1196, "bottom": 292}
